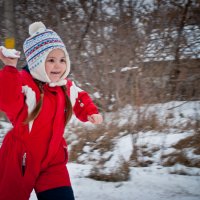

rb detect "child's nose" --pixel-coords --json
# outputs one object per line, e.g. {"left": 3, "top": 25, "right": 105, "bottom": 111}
{"left": 54, "top": 62, "right": 60, "bottom": 68}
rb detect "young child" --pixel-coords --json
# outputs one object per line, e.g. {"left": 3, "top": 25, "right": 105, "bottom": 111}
{"left": 0, "top": 22, "right": 103, "bottom": 200}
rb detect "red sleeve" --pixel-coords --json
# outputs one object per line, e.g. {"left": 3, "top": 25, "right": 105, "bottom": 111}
{"left": 67, "top": 79, "right": 99, "bottom": 122}
{"left": 0, "top": 66, "right": 25, "bottom": 124}
{"left": 73, "top": 91, "right": 99, "bottom": 122}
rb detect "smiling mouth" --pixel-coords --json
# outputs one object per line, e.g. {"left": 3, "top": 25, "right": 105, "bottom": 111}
{"left": 51, "top": 72, "right": 61, "bottom": 75}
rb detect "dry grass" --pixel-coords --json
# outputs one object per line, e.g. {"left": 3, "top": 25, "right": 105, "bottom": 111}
{"left": 88, "top": 158, "right": 130, "bottom": 182}
{"left": 162, "top": 151, "right": 200, "bottom": 168}
{"left": 133, "top": 112, "right": 167, "bottom": 132}
{"left": 173, "top": 134, "right": 200, "bottom": 155}
{"left": 68, "top": 123, "right": 119, "bottom": 162}
{"left": 67, "top": 106, "right": 200, "bottom": 180}
{"left": 130, "top": 145, "right": 156, "bottom": 167}
{"left": 162, "top": 152, "right": 190, "bottom": 167}
{"left": 161, "top": 131, "right": 200, "bottom": 168}
{"left": 69, "top": 138, "right": 86, "bottom": 163}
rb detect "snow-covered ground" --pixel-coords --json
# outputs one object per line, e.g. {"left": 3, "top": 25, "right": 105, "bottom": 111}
{"left": 29, "top": 163, "right": 200, "bottom": 200}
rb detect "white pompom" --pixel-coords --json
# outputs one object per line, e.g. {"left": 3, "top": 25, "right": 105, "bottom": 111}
{"left": 29, "top": 22, "right": 46, "bottom": 36}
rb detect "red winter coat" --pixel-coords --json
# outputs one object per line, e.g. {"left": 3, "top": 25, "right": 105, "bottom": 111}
{"left": 0, "top": 66, "right": 98, "bottom": 200}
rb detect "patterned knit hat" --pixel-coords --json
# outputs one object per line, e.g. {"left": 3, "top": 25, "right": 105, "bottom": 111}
{"left": 23, "top": 22, "right": 70, "bottom": 86}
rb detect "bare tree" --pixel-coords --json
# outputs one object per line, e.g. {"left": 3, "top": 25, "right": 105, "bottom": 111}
{"left": 0, "top": 0, "right": 199, "bottom": 110}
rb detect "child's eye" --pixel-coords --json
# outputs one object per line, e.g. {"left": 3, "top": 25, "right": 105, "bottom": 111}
{"left": 47, "top": 59, "right": 54, "bottom": 62}
{"left": 61, "top": 59, "right": 66, "bottom": 63}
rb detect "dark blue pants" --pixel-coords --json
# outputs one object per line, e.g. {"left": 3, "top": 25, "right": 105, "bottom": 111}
{"left": 36, "top": 186, "right": 75, "bottom": 200}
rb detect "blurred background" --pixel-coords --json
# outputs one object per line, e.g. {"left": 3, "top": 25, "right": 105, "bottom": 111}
{"left": 0, "top": 0, "right": 200, "bottom": 111}
{"left": 0, "top": 0, "right": 200, "bottom": 183}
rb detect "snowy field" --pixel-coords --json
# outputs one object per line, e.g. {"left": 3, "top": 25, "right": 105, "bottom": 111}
{"left": 29, "top": 163, "right": 200, "bottom": 200}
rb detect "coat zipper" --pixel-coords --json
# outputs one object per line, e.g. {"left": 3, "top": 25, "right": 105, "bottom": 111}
{"left": 22, "top": 152, "right": 27, "bottom": 176}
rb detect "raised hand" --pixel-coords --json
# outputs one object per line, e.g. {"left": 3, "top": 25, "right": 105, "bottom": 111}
{"left": 0, "top": 46, "right": 20, "bottom": 67}
{"left": 87, "top": 114, "right": 103, "bottom": 124}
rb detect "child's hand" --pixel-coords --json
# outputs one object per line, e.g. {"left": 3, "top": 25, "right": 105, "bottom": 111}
{"left": 0, "top": 47, "right": 20, "bottom": 67}
{"left": 88, "top": 114, "right": 103, "bottom": 124}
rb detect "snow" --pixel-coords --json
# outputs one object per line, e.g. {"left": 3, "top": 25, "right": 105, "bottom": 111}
{"left": 142, "top": 25, "right": 200, "bottom": 61}
{"left": 1, "top": 101, "right": 200, "bottom": 200}
{"left": 29, "top": 163, "right": 200, "bottom": 200}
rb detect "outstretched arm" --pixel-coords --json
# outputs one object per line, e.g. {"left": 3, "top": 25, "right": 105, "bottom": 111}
{"left": 67, "top": 80, "right": 103, "bottom": 124}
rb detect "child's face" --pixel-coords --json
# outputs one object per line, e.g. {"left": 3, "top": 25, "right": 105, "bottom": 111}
{"left": 45, "top": 49, "right": 67, "bottom": 82}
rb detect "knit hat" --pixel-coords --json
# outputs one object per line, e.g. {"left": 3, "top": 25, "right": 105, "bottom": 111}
{"left": 23, "top": 22, "right": 70, "bottom": 86}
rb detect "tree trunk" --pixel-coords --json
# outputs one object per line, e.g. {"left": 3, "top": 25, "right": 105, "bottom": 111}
{"left": 170, "top": 0, "right": 192, "bottom": 99}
